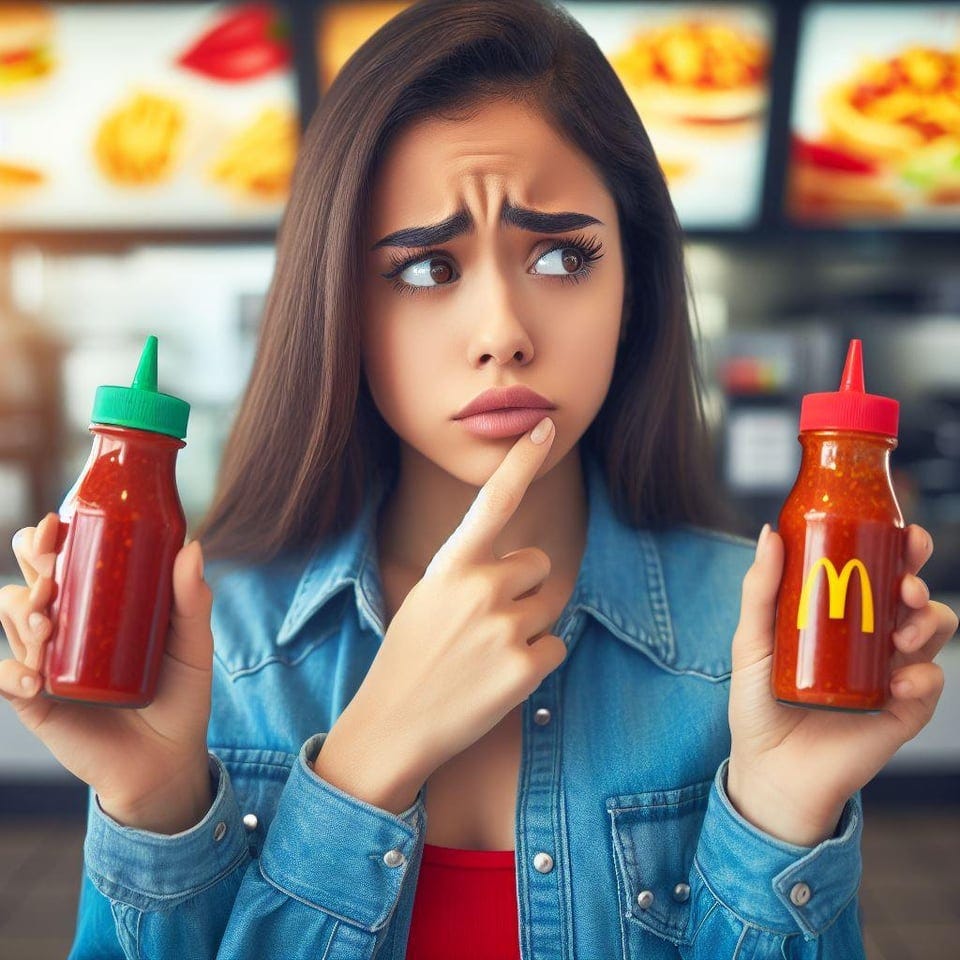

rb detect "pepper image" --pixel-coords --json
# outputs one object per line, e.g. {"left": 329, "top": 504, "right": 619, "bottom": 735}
{"left": 175, "top": 3, "right": 292, "bottom": 82}
{"left": 41, "top": 335, "right": 190, "bottom": 707}
{"left": 772, "top": 338, "right": 905, "bottom": 712}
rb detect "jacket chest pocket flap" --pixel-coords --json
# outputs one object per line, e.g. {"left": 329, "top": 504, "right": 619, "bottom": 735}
{"left": 606, "top": 777, "right": 712, "bottom": 953}
{"left": 217, "top": 746, "right": 297, "bottom": 859}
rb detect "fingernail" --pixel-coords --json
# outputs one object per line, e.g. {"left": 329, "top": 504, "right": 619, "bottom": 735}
{"left": 28, "top": 612, "right": 44, "bottom": 633}
{"left": 891, "top": 679, "right": 912, "bottom": 697}
{"left": 755, "top": 523, "right": 770, "bottom": 561}
{"left": 530, "top": 417, "right": 553, "bottom": 444}
{"left": 20, "top": 674, "right": 37, "bottom": 693}
{"left": 12, "top": 530, "right": 23, "bottom": 548}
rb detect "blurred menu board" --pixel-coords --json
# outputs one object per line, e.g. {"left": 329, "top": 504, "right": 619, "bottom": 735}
{"left": 0, "top": 2, "right": 299, "bottom": 231}
{"left": 314, "top": 2, "right": 773, "bottom": 230}
{"left": 787, "top": 3, "right": 960, "bottom": 227}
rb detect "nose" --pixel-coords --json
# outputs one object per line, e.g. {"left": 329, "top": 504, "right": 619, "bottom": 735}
{"left": 466, "top": 279, "right": 535, "bottom": 368}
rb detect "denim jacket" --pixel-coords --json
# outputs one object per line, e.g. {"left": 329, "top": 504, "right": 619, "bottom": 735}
{"left": 70, "top": 449, "right": 865, "bottom": 959}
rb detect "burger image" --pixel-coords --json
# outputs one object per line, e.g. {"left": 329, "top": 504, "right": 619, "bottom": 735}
{"left": 0, "top": 2, "right": 56, "bottom": 95}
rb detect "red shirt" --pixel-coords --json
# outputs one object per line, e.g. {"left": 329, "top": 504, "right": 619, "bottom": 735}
{"left": 405, "top": 843, "right": 520, "bottom": 959}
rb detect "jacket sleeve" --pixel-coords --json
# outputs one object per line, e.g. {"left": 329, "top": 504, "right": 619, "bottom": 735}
{"left": 681, "top": 756, "right": 865, "bottom": 959}
{"left": 68, "top": 732, "right": 428, "bottom": 960}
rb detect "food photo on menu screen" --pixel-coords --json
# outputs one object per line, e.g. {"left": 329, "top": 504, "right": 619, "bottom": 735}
{"left": 0, "top": 1, "right": 300, "bottom": 230}
{"left": 787, "top": 2, "right": 960, "bottom": 226}
{"left": 314, "top": 1, "right": 773, "bottom": 230}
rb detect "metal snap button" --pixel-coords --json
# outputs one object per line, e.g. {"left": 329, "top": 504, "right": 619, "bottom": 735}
{"left": 533, "top": 852, "right": 554, "bottom": 873}
{"left": 672, "top": 882, "right": 690, "bottom": 903}
{"left": 383, "top": 848, "right": 406, "bottom": 868}
{"left": 242, "top": 813, "right": 259, "bottom": 832}
{"left": 213, "top": 821, "right": 228, "bottom": 842}
{"left": 534, "top": 708, "right": 552, "bottom": 725}
{"left": 636, "top": 889, "right": 655, "bottom": 910}
{"left": 789, "top": 881, "right": 812, "bottom": 906}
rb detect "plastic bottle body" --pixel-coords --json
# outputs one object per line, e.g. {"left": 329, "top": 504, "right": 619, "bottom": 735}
{"left": 772, "top": 430, "right": 905, "bottom": 712}
{"left": 42, "top": 424, "right": 186, "bottom": 707}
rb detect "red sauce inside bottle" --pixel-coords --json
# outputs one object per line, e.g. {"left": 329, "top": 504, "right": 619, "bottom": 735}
{"left": 773, "top": 430, "right": 905, "bottom": 711}
{"left": 42, "top": 424, "right": 186, "bottom": 707}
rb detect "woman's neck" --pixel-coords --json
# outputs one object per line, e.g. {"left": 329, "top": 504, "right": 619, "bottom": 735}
{"left": 376, "top": 443, "right": 589, "bottom": 582}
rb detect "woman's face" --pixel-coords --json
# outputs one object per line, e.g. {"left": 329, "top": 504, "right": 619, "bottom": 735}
{"left": 361, "top": 97, "right": 626, "bottom": 486}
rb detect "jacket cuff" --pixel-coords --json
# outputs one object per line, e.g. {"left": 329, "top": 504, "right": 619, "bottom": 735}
{"left": 84, "top": 752, "right": 251, "bottom": 911}
{"left": 694, "top": 756, "right": 862, "bottom": 939}
{"left": 257, "top": 732, "right": 428, "bottom": 933}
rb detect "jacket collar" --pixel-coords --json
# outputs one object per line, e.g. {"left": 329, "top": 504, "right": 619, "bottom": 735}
{"left": 275, "top": 449, "right": 676, "bottom": 665}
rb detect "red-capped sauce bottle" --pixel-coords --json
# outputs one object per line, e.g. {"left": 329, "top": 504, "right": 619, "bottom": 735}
{"left": 772, "top": 339, "right": 905, "bottom": 712}
{"left": 42, "top": 335, "right": 190, "bottom": 707}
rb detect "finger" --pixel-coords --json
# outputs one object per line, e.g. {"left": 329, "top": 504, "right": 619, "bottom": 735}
{"left": 901, "top": 524, "right": 933, "bottom": 578}
{"left": 889, "top": 660, "right": 944, "bottom": 712}
{"left": 11, "top": 513, "right": 59, "bottom": 588}
{"left": 498, "top": 547, "right": 552, "bottom": 601}
{"left": 166, "top": 540, "right": 213, "bottom": 673}
{"left": 0, "top": 657, "right": 42, "bottom": 705}
{"left": 900, "top": 572, "right": 931, "bottom": 611}
{"left": 892, "top": 601, "right": 959, "bottom": 661}
{"left": 19, "top": 576, "right": 54, "bottom": 672}
{"left": 430, "top": 416, "right": 555, "bottom": 572}
{"left": 731, "top": 524, "right": 783, "bottom": 673}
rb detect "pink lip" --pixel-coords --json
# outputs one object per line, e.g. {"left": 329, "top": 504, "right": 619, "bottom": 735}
{"left": 454, "top": 384, "right": 555, "bottom": 420}
{"left": 456, "top": 408, "right": 553, "bottom": 439}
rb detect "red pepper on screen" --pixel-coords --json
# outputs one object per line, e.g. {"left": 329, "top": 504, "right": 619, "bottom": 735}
{"left": 791, "top": 135, "right": 877, "bottom": 175}
{"left": 175, "top": 3, "right": 292, "bottom": 81}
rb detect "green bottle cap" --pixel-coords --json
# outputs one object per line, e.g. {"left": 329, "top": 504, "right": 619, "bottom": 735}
{"left": 91, "top": 335, "right": 190, "bottom": 440}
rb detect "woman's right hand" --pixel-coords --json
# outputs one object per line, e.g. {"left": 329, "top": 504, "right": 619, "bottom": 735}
{"left": 325, "top": 417, "right": 569, "bottom": 806}
{"left": 0, "top": 516, "right": 216, "bottom": 833}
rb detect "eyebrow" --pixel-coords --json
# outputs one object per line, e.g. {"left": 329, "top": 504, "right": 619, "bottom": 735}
{"left": 370, "top": 201, "right": 604, "bottom": 251}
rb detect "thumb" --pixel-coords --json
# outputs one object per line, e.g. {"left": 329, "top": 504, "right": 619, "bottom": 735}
{"left": 166, "top": 540, "right": 213, "bottom": 673}
{"left": 731, "top": 524, "right": 784, "bottom": 673}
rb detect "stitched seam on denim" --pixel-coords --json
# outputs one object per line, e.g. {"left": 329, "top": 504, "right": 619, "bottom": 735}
{"left": 791, "top": 885, "right": 860, "bottom": 939}
{"left": 109, "top": 901, "right": 139, "bottom": 960}
{"left": 258, "top": 857, "right": 393, "bottom": 933}
{"left": 693, "top": 857, "right": 797, "bottom": 937}
{"left": 732, "top": 921, "right": 750, "bottom": 960}
{"left": 608, "top": 781, "right": 712, "bottom": 811}
{"left": 218, "top": 626, "right": 341, "bottom": 679}
{"left": 639, "top": 533, "right": 675, "bottom": 659}
{"left": 88, "top": 848, "right": 251, "bottom": 907}
{"left": 212, "top": 751, "right": 296, "bottom": 771}
{"left": 557, "top": 724, "right": 575, "bottom": 960}
{"left": 518, "top": 695, "right": 534, "bottom": 960}
{"left": 320, "top": 919, "right": 339, "bottom": 960}
{"left": 608, "top": 806, "right": 631, "bottom": 960}
{"left": 691, "top": 897, "right": 719, "bottom": 944}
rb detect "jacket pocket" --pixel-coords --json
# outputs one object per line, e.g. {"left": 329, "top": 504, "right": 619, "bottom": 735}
{"left": 606, "top": 777, "right": 712, "bottom": 955}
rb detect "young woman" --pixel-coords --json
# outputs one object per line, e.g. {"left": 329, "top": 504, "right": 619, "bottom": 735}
{"left": 2, "top": 2, "right": 954, "bottom": 958}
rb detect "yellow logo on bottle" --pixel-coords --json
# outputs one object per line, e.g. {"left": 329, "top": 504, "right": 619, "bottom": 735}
{"left": 796, "top": 557, "right": 874, "bottom": 633}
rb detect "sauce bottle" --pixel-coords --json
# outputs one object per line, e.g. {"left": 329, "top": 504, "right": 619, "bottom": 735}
{"left": 772, "top": 339, "right": 904, "bottom": 712}
{"left": 42, "top": 335, "right": 190, "bottom": 707}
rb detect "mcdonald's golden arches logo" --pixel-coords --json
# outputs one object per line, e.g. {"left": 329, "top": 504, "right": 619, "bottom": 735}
{"left": 796, "top": 557, "right": 874, "bottom": 633}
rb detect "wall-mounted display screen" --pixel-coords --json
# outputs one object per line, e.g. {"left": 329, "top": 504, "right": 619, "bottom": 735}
{"left": 313, "top": 1, "right": 774, "bottom": 230}
{"left": 0, "top": 2, "right": 300, "bottom": 231}
{"left": 786, "top": 2, "right": 960, "bottom": 227}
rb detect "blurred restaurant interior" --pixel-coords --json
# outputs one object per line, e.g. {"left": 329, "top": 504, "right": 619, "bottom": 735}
{"left": 1, "top": 0, "right": 959, "bottom": 813}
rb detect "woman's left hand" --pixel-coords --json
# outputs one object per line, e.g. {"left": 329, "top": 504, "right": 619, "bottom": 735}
{"left": 726, "top": 523, "right": 958, "bottom": 847}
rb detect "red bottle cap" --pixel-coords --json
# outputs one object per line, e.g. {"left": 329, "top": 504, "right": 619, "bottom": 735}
{"left": 799, "top": 339, "right": 899, "bottom": 437}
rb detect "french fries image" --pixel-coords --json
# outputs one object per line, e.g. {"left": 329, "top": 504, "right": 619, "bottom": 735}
{"left": 93, "top": 91, "right": 186, "bottom": 185}
{"left": 0, "top": 159, "right": 45, "bottom": 203}
{"left": 207, "top": 106, "right": 296, "bottom": 202}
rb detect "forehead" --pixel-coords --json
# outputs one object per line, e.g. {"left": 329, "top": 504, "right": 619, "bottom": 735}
{"left": 368, "top": 99, "right": 612, "bottom": 229}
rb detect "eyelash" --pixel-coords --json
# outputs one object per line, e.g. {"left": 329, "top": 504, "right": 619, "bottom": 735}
{"left": 383, "top": 232, "right": 605, "bottom": 298}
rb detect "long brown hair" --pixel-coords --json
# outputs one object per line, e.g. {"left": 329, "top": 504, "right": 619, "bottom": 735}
{"left": 194, "top": 0, "right": 736, "bottom": 564}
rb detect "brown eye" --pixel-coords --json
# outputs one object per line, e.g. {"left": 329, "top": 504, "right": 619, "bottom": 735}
{"left": 429, "top": 259, "right": 454, "bottom": 284}
{"left": 560, "top": 248, "right": 583, "bottom": 273}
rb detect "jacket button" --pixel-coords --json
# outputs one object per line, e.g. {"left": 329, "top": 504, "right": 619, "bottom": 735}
{"left": 383, "top": 848, "right": 406, "bottom": 868}
{"left": 213, "top": 821, "right": 228, "bottom": 842}
{"left": 636, "top": 890, "right": 655, "bottom": 910}
{"left": 242, "top": 813, "right": 259, "bottom": 832}
{"left": 533, "top": 852, "right": 554, "bottom": 873}
{"left": 534, "top": 708, "right": 552, "bottom": 725}
{"left": 789, "top": 882, "right": 812, "bottom": 906}
{"left": 672, "top": 882, "right": 690, "bottom": 903}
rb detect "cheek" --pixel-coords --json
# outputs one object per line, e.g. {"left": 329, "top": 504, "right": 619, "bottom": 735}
{"left": 362, "top": 321, "right": 443, "bottom": 425}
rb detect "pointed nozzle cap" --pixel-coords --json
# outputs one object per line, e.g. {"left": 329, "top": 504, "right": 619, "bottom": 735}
{"left": 799, "top": 338, "right": 898, "bottom": 437}
{"left": 839, "top": 338, "right": 865, "bottom": 393}
{"left": 90, "top": 334, "right": 190, "bottom": 440}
